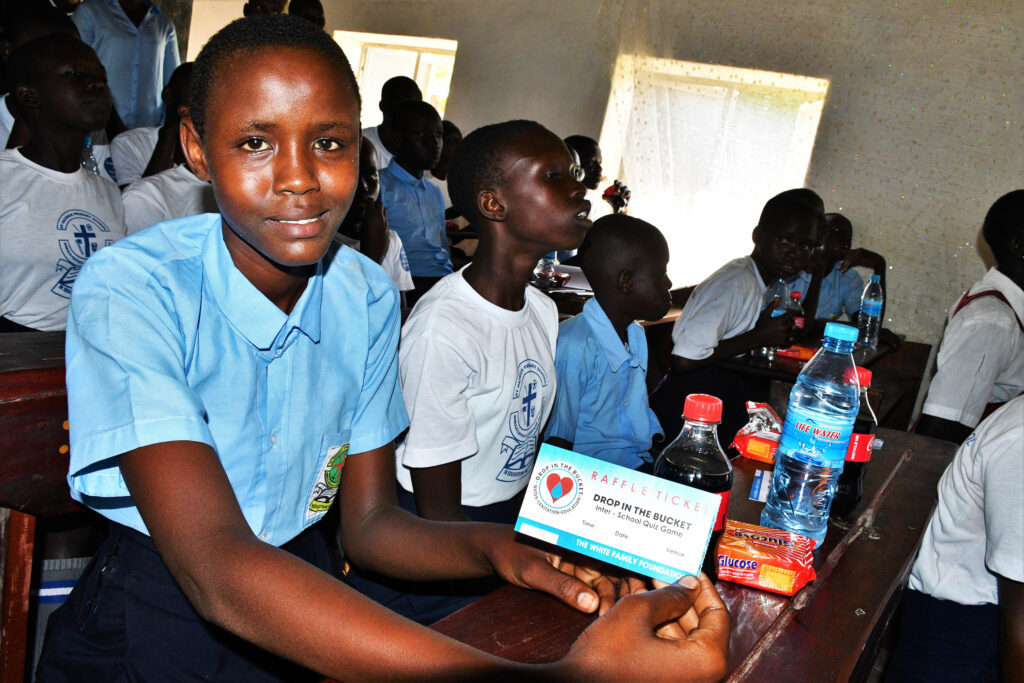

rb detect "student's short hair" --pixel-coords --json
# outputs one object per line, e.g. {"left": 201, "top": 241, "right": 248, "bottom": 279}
{"left": 1, "top": 3, "right": 77, "bottom": 48}
{"left": 448, "top": 119, "right": 547, "bottom": 221}
{"left": 390, "top": 100, "right": 440, "bottom": 133}
{"left": 564, "top": 134, "right": 598, "bottom": 156}
{"left": 190, "top": 14, "right": 359, "bottom": 140}
{"left": 982, "top": 190, "right": 1024, "bottom": 262}
{"left": 756, "top": 192, "right": 822, "bottom": 236}
{"left": 823, "top": 212, "right": 853, "bottom": 237}
{"left": 776, "top": 187, "right": 825, "bottom": 215}
{"left": 380, "top": 76, "right": 421, "bottom": 106}
{"left": 167, "top": 62, "right": 193, "bottom": 104}
{"left": 5, "top": 33, "right": 80, "bottom": 93}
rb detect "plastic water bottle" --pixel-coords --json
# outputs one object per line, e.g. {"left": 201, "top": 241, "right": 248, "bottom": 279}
{"left": 857, "top": 274, "right": 883, "bottom": 348}
{"left": 753, "top": 278, "right": 789, "bottom": 360}
{"left": 760, "top": 322, "right": 860, "bottom": 547}
{"left": 831, "top": 367, "right": 878, "bottom": 518}
{"left": 81, "top": 135, "right": 100, "bottom": 175}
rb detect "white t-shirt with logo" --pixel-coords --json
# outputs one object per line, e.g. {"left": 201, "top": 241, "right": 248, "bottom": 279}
{"left": 110, "top": 126, "right": 160, "bottom": 186}
{"left": 122, "top": 163, "right": 217, "bottom": 234}
{"left": 395, "top": 268, "right": 558, "bottom": 506}
{"left": 0, "top": 149, "right": 125, "bottom": 330}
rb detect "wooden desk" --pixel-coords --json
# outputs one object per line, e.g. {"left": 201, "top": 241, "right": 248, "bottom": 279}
{"left": 432, "top": 429, "right": 956, "bottom": 681}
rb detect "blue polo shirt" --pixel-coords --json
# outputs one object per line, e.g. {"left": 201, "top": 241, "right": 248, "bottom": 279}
{"left": 544, "top": 298, "right": 663, "bottom": 469}
{"left": 73, "top": 0, "right": 180, "bottom": 128}
{"left": 790, "top": 265, "right": 864, "bottom": 320}
{"left": 379, "top": 160, "right": 451, "bottom": 277}
{"left": 65, "top": 214, "right": 409, "bottom": 547}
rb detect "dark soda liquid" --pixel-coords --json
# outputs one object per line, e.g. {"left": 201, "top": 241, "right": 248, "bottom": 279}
{"left": 832, "top": 416, "right": 876, "bottom": 518}
{"left": 654, "top": 451, "right": 733, "bottom": 579}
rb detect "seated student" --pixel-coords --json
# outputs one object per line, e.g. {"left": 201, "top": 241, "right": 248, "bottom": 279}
{"left": 918, "top": 190, "right": 1024, "bottom": 444}
{"left": 885, "top": 396, "right": 1024, "bottom": 682}
{"left": 335, "top": 137, "right": 414, "bottom": 300}
{"left": 545, "top": 214, "right": 671, "bottom": 470}
{"left": 110, "top": 62, "right": 193, "bottom": 187}
{"left": 242, "top": 0, "right": 287, "bottom": 16}
{"left": 121, "top": 64, "right": 217, "bottom": 234}
{"left": 654, "top": 191, "right": 818, "bottom": 439}
{"left": 0, "top": 34, "right": 125, "bottom": 333}
{"left": 35, "top": 16, "right": 730, "bottom": 681}
{"left": 379, "top": 100, "right": 451, "bottom": 301}
{"left": 362, "top": 75, "right": 421, "bottom": 169}
{"left": 426, "top": 119, "right": 462, "bottom": 216}
{"left": 790, "top": 212, "right": 886, "bottom": 321}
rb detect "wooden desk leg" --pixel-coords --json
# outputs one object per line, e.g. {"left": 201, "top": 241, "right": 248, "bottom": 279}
{"left": 1, "top": 508, "right": 35, "bottom": 683}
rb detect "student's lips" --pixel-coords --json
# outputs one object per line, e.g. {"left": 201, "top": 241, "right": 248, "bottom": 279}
{"left": 267, "top": 212, "right": 329, "bottom": 237}
{"left": 575, "top": 201, "right": 592, "bottom": 227}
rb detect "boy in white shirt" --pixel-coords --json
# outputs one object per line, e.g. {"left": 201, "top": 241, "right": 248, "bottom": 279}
{"left": 0, "top": 34, "right": 125, "bottom": 331}
{"left": 361, "top": 75, "right": 421, "bottom": 170}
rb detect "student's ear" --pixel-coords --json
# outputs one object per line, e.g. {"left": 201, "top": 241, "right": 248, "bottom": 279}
{"left": 13, "top": 84, "right": 40, "bottom": 112}
{"left": 180, "top": 116, "right": 210, "bottom": 181}
{"left": 751, "top": 224, "right": 761, "bottom": 244}
{"left": 478, "top": 189, "right": 506, "bottom": 222}
{"left": 618, "top": 270, "right": 633, "bottom": 294}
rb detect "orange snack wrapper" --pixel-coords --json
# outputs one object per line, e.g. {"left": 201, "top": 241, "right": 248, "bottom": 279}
{"left": 776, "top": 345, "right": 815, "bottom": 361}
{"left": 715, "top": 520, "right": 816, "bottom": 595}
{"left": 730, "top": 402, "right": 781, "bottom": 464}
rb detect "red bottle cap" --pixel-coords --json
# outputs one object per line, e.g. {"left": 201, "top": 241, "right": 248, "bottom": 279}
{"left": 790, "top": 291, "right": 802, "bottom": 300}
{"left": 843, "top": 366, "right": 872, "bottom": 386}
{"left": 683, "top": 394, "right": 723, "bottom": 423}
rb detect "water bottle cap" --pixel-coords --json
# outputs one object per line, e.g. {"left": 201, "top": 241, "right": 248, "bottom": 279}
{"left": 682, "top": 394, "right": 723, "bottom": 423}
{"left": 844, "top": 366, "right": 873, "bottom": 386}
{"left": 790, "top": 291, "right": 802, "bottom": 300}
{"left": 824, "top": 322, "right": 858, "bottom": 343}
{"left": 869, "top": 274, "right": 881, "bottom": 283}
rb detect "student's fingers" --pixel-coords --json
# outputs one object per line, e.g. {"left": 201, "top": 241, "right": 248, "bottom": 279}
{"left": 526, "top": 553, "right": 601, "bottom": 613}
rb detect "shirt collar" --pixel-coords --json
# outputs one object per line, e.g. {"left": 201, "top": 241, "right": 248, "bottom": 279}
{"left": 202, "top": 218, "right": 323, "bottom": 351}
{"left": 581, "top": 298, "right": 644, "bottom": 372}
{"left": 981, "top": 268, "right": 1024, "bottom": 322}
{"left": 384, "top": 160, "right": 425, "bottom": 187}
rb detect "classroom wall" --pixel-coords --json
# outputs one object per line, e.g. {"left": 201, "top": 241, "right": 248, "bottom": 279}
{"left": 324, "top": 0, "right": 1023, "bottom": 346}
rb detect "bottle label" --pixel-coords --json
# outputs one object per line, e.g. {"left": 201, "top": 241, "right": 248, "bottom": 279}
{"left": 779, "top": 406, "right": 855, "bottom": 466}
{"left": 713, "top": 490, "right": 730, "bottom": 531}
{"left": 793, "top": 316, "right": 805, "bottom": 330}
{"left": 845, "top": 432, "right": 874, "bottom": 462}
{"left": 860, "top": 299, "right": 882, "bottom": 316}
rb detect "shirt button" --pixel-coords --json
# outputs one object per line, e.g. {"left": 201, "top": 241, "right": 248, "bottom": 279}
{"left": 259, "top": 531, "right": 268, "bottom": 541}
{"left": 270, "top": 433, "right": 278, "bottom": 447}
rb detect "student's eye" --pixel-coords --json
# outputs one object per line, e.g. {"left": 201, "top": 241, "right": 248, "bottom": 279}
{"left": 545, "top": 170, "right": 561, "bottom": 180}
{"left": 314, "top": 138, "right": 343, "bottom": 152}
{"left": 240, "top": 138, "right": 270, "bottom": 152}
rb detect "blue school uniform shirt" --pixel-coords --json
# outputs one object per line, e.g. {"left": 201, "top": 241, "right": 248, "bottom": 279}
{"left": 790, "top": 265, "right": 864, "bottom": 320}
{"left": 379, "top": 161, "right": 452, "bottom": 277}
{"left": 65, "top": 213, "right": 409, "bottom": 547}
{"left": 73, "top": 0, "right": 180, "bottom": 129}
{"left": 545, "top": 298, "right": 663, "bottom": 469}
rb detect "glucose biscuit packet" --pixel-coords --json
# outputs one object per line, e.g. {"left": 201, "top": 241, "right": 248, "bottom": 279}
{"left": 716, "top": 520, "right": 816, "bottom": 595}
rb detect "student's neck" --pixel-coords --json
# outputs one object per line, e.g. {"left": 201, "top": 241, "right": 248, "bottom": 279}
{"left": 379, "top": 120, "right": 397, "bottom": 154}
{"left": 997, "top": 263, "right": 1024, "bottom": 291}
{"left": 749, "top": 251, "right": 776, "bottom": 287}
{"left": 222, "top": 223, "right": 313, "bottom": 314}
{"left": 599, "top": 297, "right": 632, "bottom": 343}
{"left": 463, "top": 240, "right": 539, "bottom": 311}
{"left": 393, "top": 158, "right": 423, "bottom": 179}
{"left": 19, "top": 129, "right": 87, "bottom": 174}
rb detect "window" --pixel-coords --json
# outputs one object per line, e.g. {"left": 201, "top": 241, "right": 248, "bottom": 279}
{"left": 599, "top": 56, "right": 829, "bottom": 285}
{"left": 332, "top": 31, "right": 457, "bottom": 128}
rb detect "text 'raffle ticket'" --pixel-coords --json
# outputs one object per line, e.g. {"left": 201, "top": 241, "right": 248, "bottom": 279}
{"left": 515, "top": 445, "right": 720, "bottom": 582}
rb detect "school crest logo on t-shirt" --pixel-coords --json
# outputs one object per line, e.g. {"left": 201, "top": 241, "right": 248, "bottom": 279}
{"left": 307, "top": 443, "right": 349, "bottom": 519}
{"left": 496, "top": 359, "right": 549, "bottom": 483}
{"left": 53, "top": 209, "right": 113, "bottom": 299}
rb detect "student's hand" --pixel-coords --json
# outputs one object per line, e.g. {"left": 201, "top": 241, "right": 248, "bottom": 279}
{"left": 878, "top": 327, "right": 901, "bottom": 350}
{"left": 602, "top": 180, "right": 631, "bottom": 214}
{"left": 559, "top": 574, "right": 730, "bottom": 681}
{"left": 360, "top": 198, "right": 389, "bottom": 265}
{"left": 486, "top": 528, "right": 645, "bottom": 616}
{"left": 838, "top": 248, "right": 885, "bottom": 274}
{"left": 752, "top": 299, "right": 796, "bottom": 348}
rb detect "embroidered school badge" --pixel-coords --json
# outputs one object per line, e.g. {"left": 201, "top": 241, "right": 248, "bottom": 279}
{"left": 306, "top": 444, "right": 349, "bottom": 519}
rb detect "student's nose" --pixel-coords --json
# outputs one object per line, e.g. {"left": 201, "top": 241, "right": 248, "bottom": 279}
{"left": 274, "top": 143, "right": 319, "bottom": 195}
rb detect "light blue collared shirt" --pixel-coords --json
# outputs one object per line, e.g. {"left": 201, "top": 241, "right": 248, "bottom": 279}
{"left": 73, "top": 0, "right": 180, "bottom": 129}
{"left": 379, "top": 160, "right": 451, "bottom": 277}
{"left": 66, "top": 214, "right": 408, "bottom": 546}
{"left": 545, "top": 298, "right": 663, "bottom": 469}
{"left": 790, "top": 265, "right": 864, "bottom": 320}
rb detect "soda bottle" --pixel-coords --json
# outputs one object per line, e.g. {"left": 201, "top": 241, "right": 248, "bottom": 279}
{"left": 760, "top": 323, "right": 860, "bottom": 547}
{"left": 784, "top": 290, "right": 806, "bottom": 333}
{"left": 753, "top": 278, "right": 789, "bottom": 361}
{"left": 858, "top": 274, "right": 883, "bottom": 348}
{"left": 653, "top": 394, "right": 733, "bottom": 578}
{"left": 831, "top": 367, "right": 877, "bottom": 517}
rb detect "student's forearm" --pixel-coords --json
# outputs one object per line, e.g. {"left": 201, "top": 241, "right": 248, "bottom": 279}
{"left": 915, "top": 414, "right": 973, "bottom": 444}
{"left": 143, "top": 124, "right": 179, "bottom": 178}
{"left": 998, "top": 576, "right": 1024, "bottom": 680}
{"left": 407, "top": 459, "right": 472, "bottom": 523}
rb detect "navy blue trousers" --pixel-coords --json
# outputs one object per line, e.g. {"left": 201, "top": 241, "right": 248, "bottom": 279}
{"left": 885, "top": 588, "right": 1001, "bottom": 682}
{"left": 36, "top": 522, "right": 336, "bottom": 682}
